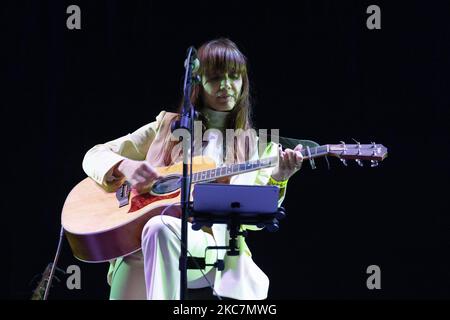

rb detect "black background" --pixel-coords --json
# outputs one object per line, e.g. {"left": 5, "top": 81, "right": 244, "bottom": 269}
{"left": 3, "top": 0, "right": 450, "bottom": 299}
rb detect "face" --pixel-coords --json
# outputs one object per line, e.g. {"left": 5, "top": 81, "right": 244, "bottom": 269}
{"left": 201, "top": 71, "right": 243, "bottom": 112}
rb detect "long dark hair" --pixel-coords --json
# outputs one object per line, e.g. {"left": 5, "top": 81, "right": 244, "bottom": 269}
{"left": 162, "top": 38, "right": 254, "bottom": 165}
{"left": 192, "top": 38, "right": 252, "bottom": 130}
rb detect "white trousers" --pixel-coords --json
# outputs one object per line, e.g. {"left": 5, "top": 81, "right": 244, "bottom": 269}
{"left": 109, "top": 215, "right": 217, "bottom": 300}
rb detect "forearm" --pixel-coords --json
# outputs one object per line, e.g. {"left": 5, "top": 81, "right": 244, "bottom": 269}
{"left": 81, "top": 111, "right": 165, "bottom": 190}
{"left": 82, "top": 143, "right": 127, "bottom": 190}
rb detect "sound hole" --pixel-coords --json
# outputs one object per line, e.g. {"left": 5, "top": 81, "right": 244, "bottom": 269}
{"left": 151, "top": 175, "right": 182, "bottom": 195}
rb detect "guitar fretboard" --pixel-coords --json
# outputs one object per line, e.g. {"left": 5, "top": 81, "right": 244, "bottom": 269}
{"left": 299, "top": 145, "right": 329, "bottom": 159}
{"left": 191, "top": 145, "right": 330, "bottom": 183}
{"left": 192, "top": 156, "right": 278, "bottom": 183}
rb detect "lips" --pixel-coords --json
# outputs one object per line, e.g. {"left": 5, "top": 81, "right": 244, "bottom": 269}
{"left": 217, "top": 93, "right": 233, "bottom": 98}
{"left": 217, "top": 96, "right": 233, "bottom": 102}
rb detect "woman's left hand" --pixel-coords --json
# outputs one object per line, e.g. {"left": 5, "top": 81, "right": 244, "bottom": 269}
{"left": 271, "top": 144, "right": 304, "bottom": 181}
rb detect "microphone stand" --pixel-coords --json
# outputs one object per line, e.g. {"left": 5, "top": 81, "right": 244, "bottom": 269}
{"left": 173, "top": 46, "right": 198, "bottom": 300}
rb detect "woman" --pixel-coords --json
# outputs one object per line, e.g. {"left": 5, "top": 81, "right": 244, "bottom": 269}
{"left": 82, "top": 38, "right": 303, "bottom": 300}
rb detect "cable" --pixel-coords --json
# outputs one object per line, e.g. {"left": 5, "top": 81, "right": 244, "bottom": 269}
{"left": 43, "top": 226, "right": 65, "bottom": 300}
{"left": 160, "top": 202, "right": 223, "bottom": 300}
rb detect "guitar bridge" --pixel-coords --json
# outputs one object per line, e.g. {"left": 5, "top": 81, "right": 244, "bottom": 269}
{"left": 116, "top": 181, "right": 131, "bottom": 208}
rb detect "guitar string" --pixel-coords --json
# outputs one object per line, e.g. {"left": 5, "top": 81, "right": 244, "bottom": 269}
{"left": 159, "top": 202, "right": 223, "bottom": 300}
{"left": 193, "top": 156, "right": 277, "bottom": 183}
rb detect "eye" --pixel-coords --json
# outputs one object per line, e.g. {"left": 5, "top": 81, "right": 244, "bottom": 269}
{"left": 230, "top": 73, "right": 240, "bottom": 80}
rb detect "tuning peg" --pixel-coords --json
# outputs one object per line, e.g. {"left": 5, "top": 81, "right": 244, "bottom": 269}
{"left": 352, "top": 138, "right": 362, "bottom": 155}
{"left": 352, "top": 138, "right": 360, "bottom": 144}
{"left": 355, "top": 159, "right": 364, "bottom": 167}
{"left": 370, "top": 160, "right": 379, "bottom": 167}
{"left": 371, "top": 142, "right": 379, "bottom": 156}
{"left": 339, "top": 141, "right": 347, "bottom": 166}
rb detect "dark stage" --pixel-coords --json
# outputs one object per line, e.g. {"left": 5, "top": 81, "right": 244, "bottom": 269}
{"left": 3, "top": 0, "right": 450, "bottom": 300}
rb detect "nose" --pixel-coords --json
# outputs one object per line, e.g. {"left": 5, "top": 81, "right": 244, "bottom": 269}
{"left": 219, "top": 76, "right": 232, "bottom": 90}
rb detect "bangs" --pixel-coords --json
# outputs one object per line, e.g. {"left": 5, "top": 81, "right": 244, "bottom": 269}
{"left": 198, "top": 41, "right": 247, "bottom": 77}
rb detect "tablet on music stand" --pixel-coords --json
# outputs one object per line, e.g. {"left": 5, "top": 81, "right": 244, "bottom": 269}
{"left": 192, "top": 183, "right": 279, "bottom": 215}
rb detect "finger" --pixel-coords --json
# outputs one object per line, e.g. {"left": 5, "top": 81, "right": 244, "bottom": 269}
{"left": 142, "top": 171, "right": 160, "bottom": 187}
{"left": 295, "top": 152, "right": 303, "bottom": 167}
{"left": 283, "top": 148, "right": 293, "bottom": 161}
{"left": 130, "top": 179, "right": 145, "bottom": 191}
{"left": 294, "top": 145, "right": 304, "bottom": 160}
{"left": 134, "top": 176, "right": 154, "bottom": 192}
{"left": 278, "top": 147, "right": 287, "bottom": 170}
{"left": 135, "top": 183, "right": 148, "bottom": 194}
{"left": 290, "top": 150, "right": 303, "bottom": 170}
{"left": 131, "top": 173, "right": 147, "bottom": 184}
{"left": 294, "top": 159, "right": 303, "bottom": 171}
{"left": 282, "top": 149, "right": 293, "bottom": 169}
{"left": 142, "top": 162, "right": 160, "bottom": 178}
{"left": 137, "top": 168, "right": 153, "bottom": 180}
{"left": 294, "top": 144, "right": 303, "bottom": 152}
{"left": 278, "top": 145, "right": 283, "bottom": 165}
{"left": 287, "top": 150, "right": 297, "bottom": 169}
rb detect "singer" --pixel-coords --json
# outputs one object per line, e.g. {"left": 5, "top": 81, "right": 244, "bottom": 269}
{"left": 82, "top": 38, "right": 304, "bottom": 300}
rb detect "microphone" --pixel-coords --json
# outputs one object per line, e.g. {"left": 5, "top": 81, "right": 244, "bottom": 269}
{"left": 185, "top": 57, "right": 200, "bottom": 74}
{"left": 172, "top": 46, "right": 200, "bottom": 133}
{"left": 184, "top": 45, "right": 200, "bottom": 73}
{"left": 184, "top": 47, "right": 201, "bottom": 83}
{"left": 184, "top": 57, "right": 201, "bottom": 85}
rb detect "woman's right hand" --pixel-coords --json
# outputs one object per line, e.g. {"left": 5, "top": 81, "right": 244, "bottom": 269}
{"left": 114, "top": 159, "right": 160, "bottom": 193}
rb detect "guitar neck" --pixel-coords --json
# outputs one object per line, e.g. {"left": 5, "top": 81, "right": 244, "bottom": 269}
{"left": 192, "top": 145, "right": 330, "bottom": 183}
{"left": 191, "top": 156, "right": 277, "bottom": 183}
{"left": 298, "top": 145, "right": 329, "bottom": 159}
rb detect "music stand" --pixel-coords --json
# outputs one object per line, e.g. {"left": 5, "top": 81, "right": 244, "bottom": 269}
{"left": 189, "top": 183, "right": 286, "bottom": 260}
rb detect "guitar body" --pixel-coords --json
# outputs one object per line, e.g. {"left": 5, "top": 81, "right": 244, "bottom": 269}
{"left": 61, "top": 156, "right": 216, "bottom": 263}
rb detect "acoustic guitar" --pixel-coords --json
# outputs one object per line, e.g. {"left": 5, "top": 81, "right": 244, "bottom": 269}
{"left": 61, "top": 143, "right": 387, "bottom": 262}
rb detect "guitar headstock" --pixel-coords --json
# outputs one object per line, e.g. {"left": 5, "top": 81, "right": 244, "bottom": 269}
{"left": 327, "top": 141, "right": 388, "bottom": 167}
